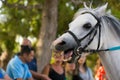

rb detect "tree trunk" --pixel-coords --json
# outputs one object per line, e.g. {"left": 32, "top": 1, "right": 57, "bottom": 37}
{"left": 36, "top": 0, "right": 58, "bottom": 73}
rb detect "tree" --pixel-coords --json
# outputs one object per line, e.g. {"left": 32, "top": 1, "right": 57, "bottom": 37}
{"left": 36, "top": 0, "right": 58, "bottom": 72}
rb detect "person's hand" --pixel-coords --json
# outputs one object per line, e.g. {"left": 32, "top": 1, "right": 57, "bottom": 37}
{"left": 41, "top": 74, "right": 51, "bottom": 80}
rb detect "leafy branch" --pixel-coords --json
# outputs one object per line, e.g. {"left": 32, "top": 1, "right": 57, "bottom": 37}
{"left": 0, "top": 0, "right": 43, "bottom": 10}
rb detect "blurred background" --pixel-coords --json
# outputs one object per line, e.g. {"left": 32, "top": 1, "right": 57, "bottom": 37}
{"left": 0, "top": 0, "right": 120, "bottom": 74}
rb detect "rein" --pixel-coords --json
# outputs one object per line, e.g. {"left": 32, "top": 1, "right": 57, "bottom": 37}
{"left": 81, "top": 46, "right": 120, "bottom": 52}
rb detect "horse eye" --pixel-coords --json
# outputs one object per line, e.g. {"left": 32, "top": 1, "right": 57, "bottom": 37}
{"left": 83, "top": 23, "right": 92, "bottom": 30}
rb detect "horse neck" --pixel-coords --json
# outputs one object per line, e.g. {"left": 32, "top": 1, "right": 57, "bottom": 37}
{"left": 98, "top": 27, "right": 120, "bottom": 80}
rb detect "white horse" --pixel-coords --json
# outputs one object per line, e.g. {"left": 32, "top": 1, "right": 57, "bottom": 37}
{"left": 52, "top": 3, "right": 120, "bottom": 80}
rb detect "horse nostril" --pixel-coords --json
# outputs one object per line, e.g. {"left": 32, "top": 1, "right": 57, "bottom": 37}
{"left": 58, "top": 41, "right": 66, "bottom": 45}
{"left": 55, "top": 41, "right": 66, "bottom": 51}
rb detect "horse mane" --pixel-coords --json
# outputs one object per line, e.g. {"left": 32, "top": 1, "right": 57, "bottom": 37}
{"left": 101, "top": 15, "right": 120, "bottom": 39}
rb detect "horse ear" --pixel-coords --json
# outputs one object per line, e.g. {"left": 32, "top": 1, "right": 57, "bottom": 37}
{"left": 84, "top": 2, "right": 89, "bottom": 9}
{"left": 95, "top": 3, "right": 108, "bottom": 16}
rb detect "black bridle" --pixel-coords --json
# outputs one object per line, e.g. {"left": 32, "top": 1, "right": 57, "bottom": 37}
{"left": 66, "top": 12, "right": 120, "bottom": 63}
{"left": 67, "top": 12, "right": 102, "bottom": 63}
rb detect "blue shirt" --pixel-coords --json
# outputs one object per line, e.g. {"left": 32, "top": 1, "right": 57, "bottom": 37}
{"left": 6, "top": 55, "right": 32, "bottom": 80}
{"left": 27, "top": 57, "right": 37, "bottom": 72}
{"left": 0, "top": 68, "right": 6, "bottom": 79}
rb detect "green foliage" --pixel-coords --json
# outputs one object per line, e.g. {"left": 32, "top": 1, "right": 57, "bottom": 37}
{"left": 87, "top": 53, "right": 98, "bottom": 74}
{"left": 0, "top": 0, "right": 41, "bottom": 55}
{"left": 57, "top": 0, "right": 75, "bottom": 36}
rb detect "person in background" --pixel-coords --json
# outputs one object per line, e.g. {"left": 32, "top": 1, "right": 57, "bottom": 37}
{"left": 22, "top": 38, "right": 51, "bottom": 80}
{"left": 0, "top": 51, "right": 12, "bottom": 80}
{"left": 42, "top": 50, "right": 66, "bottom": 80}
{"left": 6, "top": 45, "right": 34, "bottom": 80}
{"left": 72, "top": 53, "right": 94, "bottom": 80}
{"left": 65, "top": 62, "right": 75, "bottom": 80}
{"left": 94, "top": 58, "right": 107, "bottom": 80}
{"left": 0, "top": 67, "right": 12, "bottom": 80}
{"left": 27, "top": 54, "right": 37, "bottom": 72}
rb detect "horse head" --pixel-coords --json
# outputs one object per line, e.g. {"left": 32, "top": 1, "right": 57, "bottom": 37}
{"left": 52, "top": 3, "right": 108, "bottom": 62}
